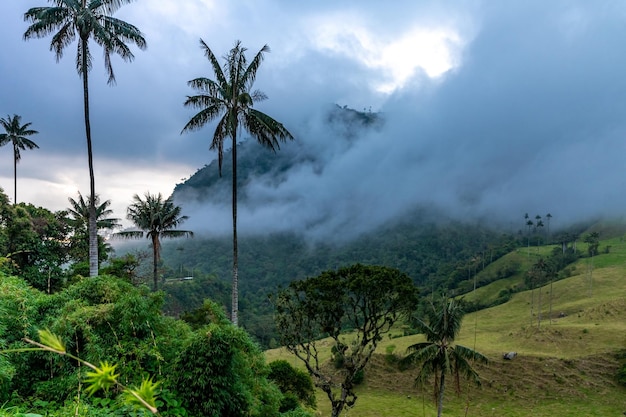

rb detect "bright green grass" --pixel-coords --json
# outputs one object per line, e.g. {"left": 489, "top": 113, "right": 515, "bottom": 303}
{"left": 312, "top": 382, "right": 626, "bottom": 417}
{"left": 267, "top": 236, "right": 626, "bottom": 416}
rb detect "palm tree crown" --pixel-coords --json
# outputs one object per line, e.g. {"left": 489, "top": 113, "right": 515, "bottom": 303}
{"left": 67, "top": 192, "right": 121, "bottom": 232}
{"left": 115, "top": 193, "right": 193, "bottom": 290}
{"left": 181, "top": 39, "right": 293, "bottom": 174}
{"left": 181, "top": 39, "right": 293, "bottom": 326}
{"left": 23, "top": 0, "right": 147, "bottom": 84}
{"left": 24, "top": 0, "right": 146, "bottom": 278}
{"left": 403, "top": 296, "right": 488, "bottom": 417}
{"left": 66, "top": 192, "right": 121, "bottom": 264}
{"left": 0, "top": 114, "right": 39, "bottom": 204}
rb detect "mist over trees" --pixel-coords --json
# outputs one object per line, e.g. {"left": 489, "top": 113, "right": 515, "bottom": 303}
{"left": 1, "top": 0, "right": 624, "bottom": 413}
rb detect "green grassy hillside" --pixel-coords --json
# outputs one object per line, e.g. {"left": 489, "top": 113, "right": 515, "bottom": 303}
{"left": 266, "top": 237, "right": 626, "bottom": 416}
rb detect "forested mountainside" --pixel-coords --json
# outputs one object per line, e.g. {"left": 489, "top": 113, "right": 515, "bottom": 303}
{"left": 152, "top": 104, "right": 598, "bottom": 346}
{"left": 171, "top": 104, "right": 382, "bottom": 205}
{"left": 158, "top": 215, "right": 513, "bottom": 346}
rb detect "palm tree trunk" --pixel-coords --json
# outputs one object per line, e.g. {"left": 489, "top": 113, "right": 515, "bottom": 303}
{"left": 589, "top": 254, "right": 594, "bottom": 297}
{"left": 82, "top": 37, "right": 98, "bottom": 278}
{"left": 437, "top": 370, "right": 446, "bottom": 417}
{"left": 530, "top": 284, "right": 534, "bottom": 327}
{"left": 152, "top": 234, "right": 160, "bottom": 291}
{"left": 537, "top": 286, "right": 542, "bottom": 329}
{"left": 13, "top": 145, "right": 17, "bottom": 204}
{"left": 549, "top": 278, "right": 553, "bottom": 324}
{"left": 231, "top": 133, "right": 239, "bottom": 326}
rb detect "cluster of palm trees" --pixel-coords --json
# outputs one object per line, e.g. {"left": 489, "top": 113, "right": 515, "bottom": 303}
{"left": 11, "top": 0, "right": 293, "bottom": 326}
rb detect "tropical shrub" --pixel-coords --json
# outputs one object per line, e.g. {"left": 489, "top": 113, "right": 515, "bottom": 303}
{"left": 268, "top": 360, "right": 315, "bottom": 411}
{"left": 171, "top": 301, "right": 281, "bottom": 417}
{"left": 1, "top": 274, "right": 190, "bottom": 405}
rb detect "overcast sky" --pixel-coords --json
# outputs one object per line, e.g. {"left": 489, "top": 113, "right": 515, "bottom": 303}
{"left": 1, "top": 1, "right": 626, "bottom": 236}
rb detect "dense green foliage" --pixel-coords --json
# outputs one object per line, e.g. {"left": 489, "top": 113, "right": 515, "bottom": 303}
{"left": 1, "top": 274, "right": 187, "bottom": 404}
{"left": 268, "top": 360, "right": 316, "bottom": 412}
{"left": 157, "top": 217, "right": 514, "bottom": 346}
{"left": 171, "top": 301, "right": 281, "bottom": 417}
{"left": 1, "top": 202, "right": 70, "bottom": 292}
{"left": 0, "top": 271, "right": 299, "bottom": 416}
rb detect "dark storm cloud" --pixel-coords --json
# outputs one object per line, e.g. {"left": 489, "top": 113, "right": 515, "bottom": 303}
{"left": 1, "top": 0, "right": 625, "bottom": 234}
{"left": 182, "top": 0, "right": 626, "bottom": 239}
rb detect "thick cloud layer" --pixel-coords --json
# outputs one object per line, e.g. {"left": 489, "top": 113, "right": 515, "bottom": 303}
{"left": 1, "top": 1, "right": 625, "bottom": 236}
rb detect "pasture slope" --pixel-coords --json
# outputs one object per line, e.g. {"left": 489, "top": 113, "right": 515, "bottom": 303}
{"left": 266, "top": 235, "right": 626, "bottom": 416}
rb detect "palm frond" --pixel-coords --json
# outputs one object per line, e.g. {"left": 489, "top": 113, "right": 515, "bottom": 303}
{"left": 114, "top": 230, "right": 144, "bottom": 239}
{"left": 0, "top": 114, "right": 39, "bottom": 163}
{"left": 180, "top": 100, "right": 227, "bottom": 139}
{"left": 241, "top": 44, "right": 269, "bottom": 91}
{"left": 24, "top": 7, "right": 71, "bottom": 40}
{"left": 161, "top": 230, "right": 194, "bottom": 239}
{"left": 50, "top": 21, "right": 75, "bottom": 61}
{"left": 199, "top": 39, "right": 227, "bottom": 87}
{"left": 211, "top": 115, "right": 231, "bottom": 175}
{"left": 243, "top": 109, "right": 293, "bottom": 151}
{"left": 76, "top": 38, "right": 92, "bottom": 77}
{"left": 186, "top": 77, "right": 222, "bottom": 96}
{"left": 67, "top": 192, "right": 121, "bottom": 232}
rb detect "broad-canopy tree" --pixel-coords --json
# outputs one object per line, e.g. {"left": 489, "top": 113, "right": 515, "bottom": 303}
{"left": 0, "top": 198, "right": 70, "bottom": 291}
{"left": 402, "top": 295, "right": 487, "bottom": 417}
{"left": 0, "top": 114, "right": 39, "bottom": 205}
{"left": 24, "top": 0, "right": 147, "bottom": 278}
{"left": 273, "top": 264, "right": 419, "bottom": 417}
{"left": 181, "top": 39, "right": 294, "bottom": 326}
{"left": 115, "top": 193, "right": 193, "bottom": 290}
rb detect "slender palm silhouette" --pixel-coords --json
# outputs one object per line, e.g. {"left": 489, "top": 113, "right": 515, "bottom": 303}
{"left": 403, "top": 296, "right": 487, "bottom": 417}
{"left": 0, "top": 114, "right": 39, "bottom": 204}
{"left": 24, "top": 0, "right": 146, "bottom": 277}
{"left": 116, "top": 193, "right": 193, "bottom": 290}
{"left": 181, "top": 40, "right": 293, "bottom": 325}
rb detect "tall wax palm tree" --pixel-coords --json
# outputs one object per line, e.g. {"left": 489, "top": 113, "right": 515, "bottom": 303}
{"left": 0, "top": 114, "right": 39, "bottom": 204}
{"left": 181, "top": 39, "right": 294, "bottom": 326}
{"left": 403, "top": 296, "right": 487, "bottom": 417}
{"left": 24, "top": 0, "right": 147, "bottom": 278}
{"left": 115, "top": 193, "right": 193, "bottom": 290}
